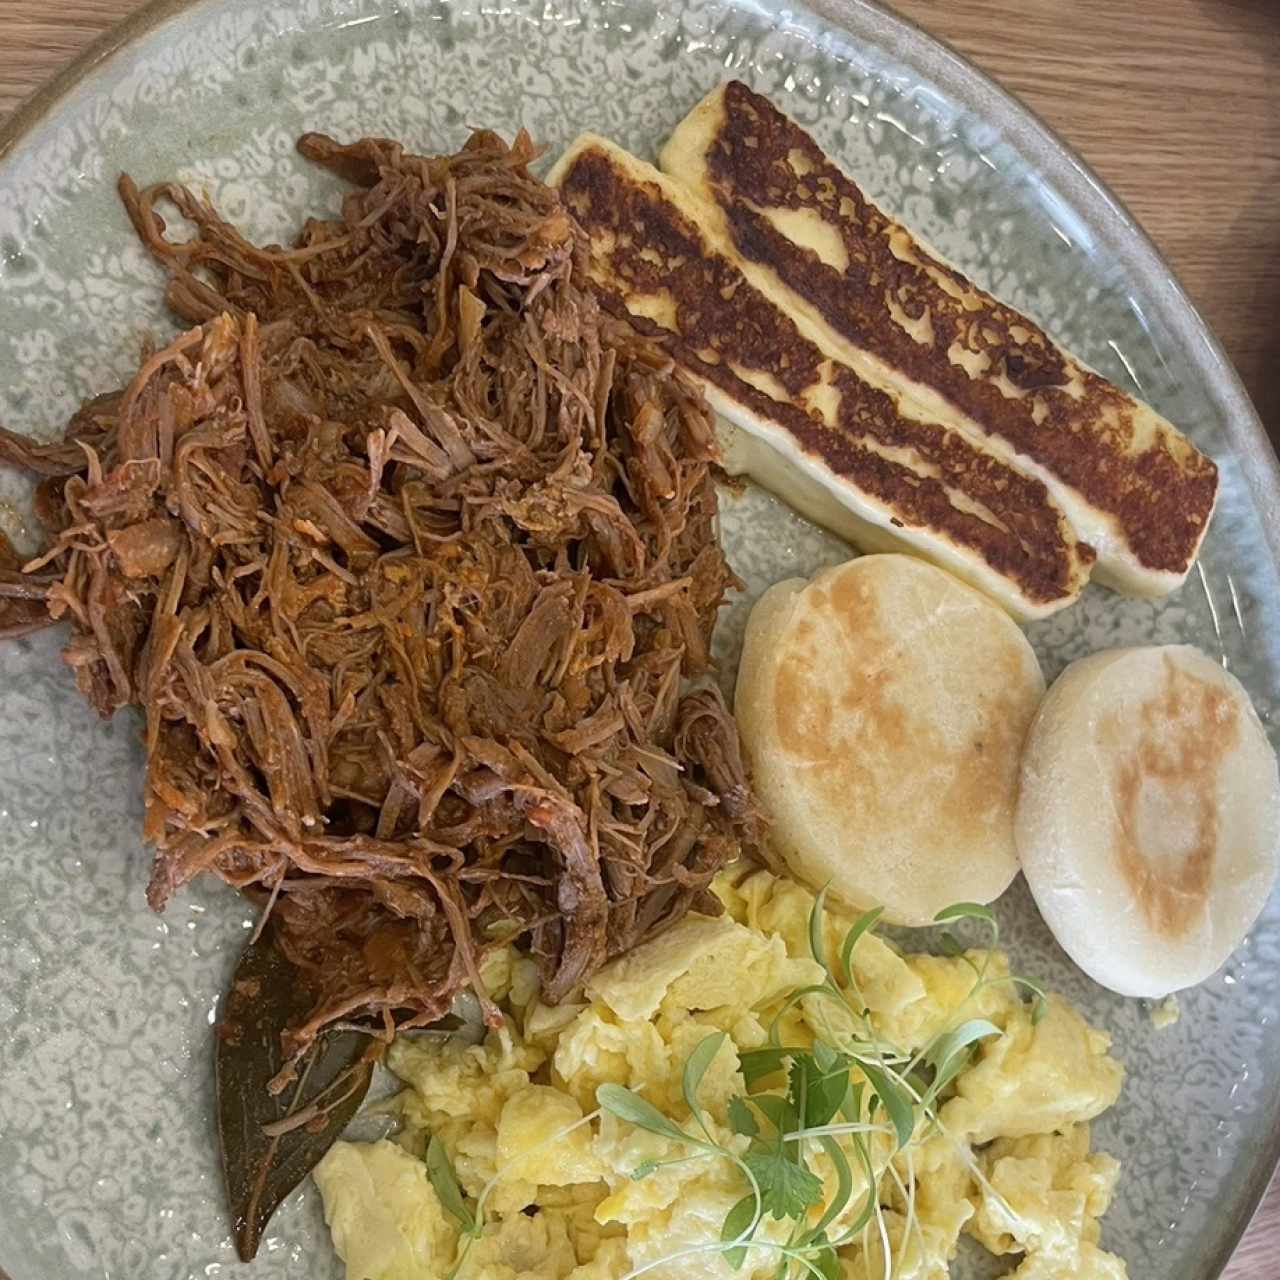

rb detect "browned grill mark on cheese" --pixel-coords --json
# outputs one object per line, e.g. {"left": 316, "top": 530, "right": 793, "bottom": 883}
{"left": 559, "top": 147, "right": 1094, "bottom": 607}
{"left": 700, "top": 81, "right": 1217, "bottom": 577}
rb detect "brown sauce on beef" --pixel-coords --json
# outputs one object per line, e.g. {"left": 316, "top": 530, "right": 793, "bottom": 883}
{"left": 0, "top": 129, "right": 757, "bottom": 1079}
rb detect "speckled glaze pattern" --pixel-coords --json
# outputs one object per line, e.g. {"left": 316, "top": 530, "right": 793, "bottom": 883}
{"left": 0, "top": 2, "right": 1277, "bottom": 1278}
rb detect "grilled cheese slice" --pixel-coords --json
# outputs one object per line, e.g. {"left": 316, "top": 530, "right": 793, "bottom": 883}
{"left": 550, "top": 134, "right": 1094, "bottom": 621}
{"left": 659, "top": 81, "right": 1217, "bottom": 597}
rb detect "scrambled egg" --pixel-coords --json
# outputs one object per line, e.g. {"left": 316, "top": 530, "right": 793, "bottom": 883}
{"left": 314, "top": 868, "right": 1127, "bottom": 1279}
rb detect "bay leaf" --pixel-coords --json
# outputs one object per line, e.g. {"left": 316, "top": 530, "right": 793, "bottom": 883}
{"left": 216, "top": 922, "right": 376, "bottom": 1263}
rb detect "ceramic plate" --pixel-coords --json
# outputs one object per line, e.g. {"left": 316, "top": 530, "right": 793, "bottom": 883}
{"left": 1, "top": 1, "right": 1278, "bottom": 1277}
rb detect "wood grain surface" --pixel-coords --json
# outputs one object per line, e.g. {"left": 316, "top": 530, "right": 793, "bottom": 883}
{"left": 0, "top": 1, "right": 1277, "bottom": 1277}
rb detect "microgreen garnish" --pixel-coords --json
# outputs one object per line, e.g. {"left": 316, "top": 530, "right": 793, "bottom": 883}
{"left": 808, "top": 886, "right": 833, "bottom": 976}
{"left": 933, "top": 901, "right": 1049, "bottom": 1024}
{"left": 595, "top": 892, "right": 1048, "bottom": 1277}
{"left": 933, "top": 901, "right": 998, "bottom": 930}
{"left": 838, "top": 906, "right": 883, "bottom": 993}
{"left": 721, "top": 1193, "right": 758, "bottom": 1268}
{"left": 683, "top": 1031, "right": 728, "bottom": 1143}
{"left": 858, "top": 1060, "right": 916, "bottom": 1150}
{"left": 598, "top": 1083, "right": 702, "bottom": 1147}
{"left": 425, "top": 1135, "right": 482, "bottom": 1280}
{"left": 426, "top": 1134, "right": 476, "bottom": 1235}
{"left": 431, "top": 1105, "right": 604, "bottom": 1279}
{"left": 439, "top": 892, "right": 1045, "bottom": 1279}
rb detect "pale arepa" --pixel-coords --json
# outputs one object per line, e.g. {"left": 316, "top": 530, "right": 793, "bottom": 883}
{"left": 734, "top": 554, "right": 1044, "bottom": 924}
{"left": 1016, "top": 645, "right": 1280, "bottom": 997}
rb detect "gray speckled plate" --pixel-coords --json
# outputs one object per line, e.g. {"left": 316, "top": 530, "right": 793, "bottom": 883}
{"left": 0, "top": 1, "right": 1278, "bottom": 1278}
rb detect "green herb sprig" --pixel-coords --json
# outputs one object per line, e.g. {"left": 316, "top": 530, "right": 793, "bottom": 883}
{"left": 594, "top": 890, "right": 1047, "bottom": 1279}
{"left": 428, "top": 890, "right": 1045, "bottom": 1280}
{"left": 425, "top": 1107, "right": 603, "bottom": 1279}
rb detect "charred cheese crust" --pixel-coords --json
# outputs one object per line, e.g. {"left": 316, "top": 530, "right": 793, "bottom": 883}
{"left": 660, "top": 81, "right": 1218, "bottom": 596}
{"left": 550, "top": 136, "right": 1095, "bottom": 620}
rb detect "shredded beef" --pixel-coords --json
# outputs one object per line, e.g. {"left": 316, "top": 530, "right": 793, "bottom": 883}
{"left": 0, "top": 128, "right": 759, "bottom": 1085}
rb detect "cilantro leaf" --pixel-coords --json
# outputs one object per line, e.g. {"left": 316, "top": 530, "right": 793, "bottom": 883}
{"left": 748, "top": 1092, "right": 800, "bottom": 1139}
{"left": 728, "top": 1095, "right": 759, "bottom": 1138}
{"left": 789, "top": 1053, "right": 850, "bottom": 1131}
{"left": 739, "top": 1046, "right": 800, "bottom": 1086}
{"left": 743, "top": 1146, "right": 825, "bottom": 1221}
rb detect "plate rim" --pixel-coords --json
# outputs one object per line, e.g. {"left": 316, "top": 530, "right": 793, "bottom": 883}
{"left": 0, "top": 0, "right": 1277, "bottom": 1276}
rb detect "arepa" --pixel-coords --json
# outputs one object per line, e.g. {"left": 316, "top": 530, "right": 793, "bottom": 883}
{"left": 734, "top": 555, "right": 1044, "bottom": 925}
{"left": 1016, "top": 645, "right": 1280, "bottom": 997}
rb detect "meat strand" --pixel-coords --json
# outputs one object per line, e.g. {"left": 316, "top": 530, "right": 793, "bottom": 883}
{"left": 0, "top": 127, "right": 758, "bottom": 1083}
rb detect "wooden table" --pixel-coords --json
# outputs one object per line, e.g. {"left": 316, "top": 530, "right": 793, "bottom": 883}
{"left": 0, "top": 1, "right": 1277, "bottom": 1278}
